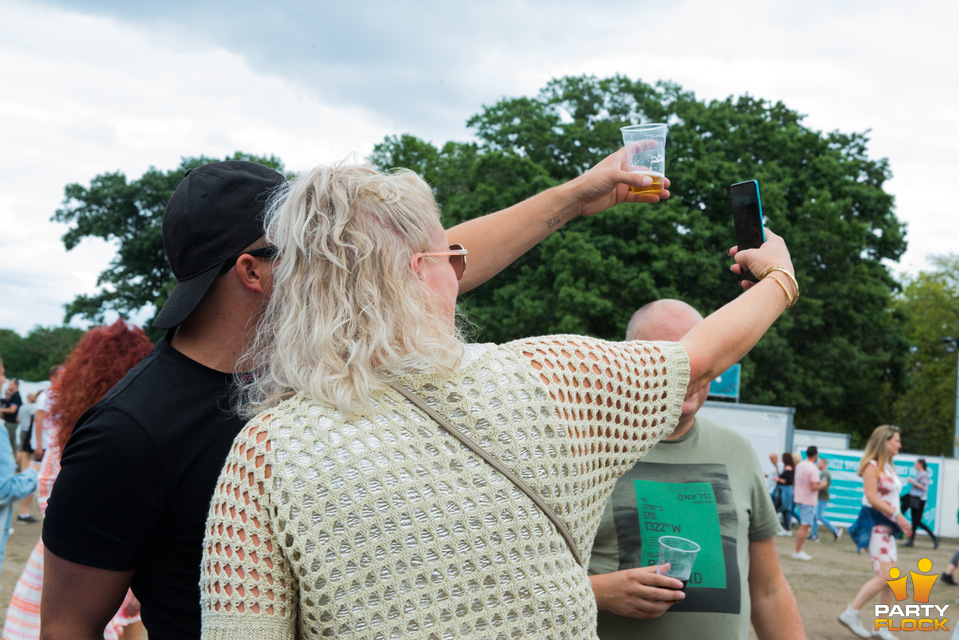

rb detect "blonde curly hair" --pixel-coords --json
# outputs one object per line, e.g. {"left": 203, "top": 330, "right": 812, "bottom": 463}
{"left": 237, "top": 163, "right": 464, "bottom": 416}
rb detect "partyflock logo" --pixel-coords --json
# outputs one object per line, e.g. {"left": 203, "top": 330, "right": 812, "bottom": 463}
{"left": 874, "top": 557, "right": 949, "bottom": 632}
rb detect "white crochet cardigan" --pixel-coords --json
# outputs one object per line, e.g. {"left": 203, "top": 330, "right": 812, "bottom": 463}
{"left": 200, "top": 336, "right": 689, "bottom": 639}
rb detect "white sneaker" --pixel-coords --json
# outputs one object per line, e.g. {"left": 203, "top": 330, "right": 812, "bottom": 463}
{"left": 776, "top": 529, "right": 793, "bottom": 537}
{"left": 872, "top": 628, "right": 897, "bottom": 640}
{"left": 838, "top": 606, "right": 871, "bottom": 638}
{"left": 835, "top": 527, "right": 844, "bottom": 542}
{"left": 792, "top": 550, "right": 813, "bottom": 560}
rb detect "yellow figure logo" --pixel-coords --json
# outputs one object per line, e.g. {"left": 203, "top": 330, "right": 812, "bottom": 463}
{"left": 886, "top": 567, "right": 909, "bottom": 601}
{"left": 886, "top": 558, "right": 938, "bottom": 603}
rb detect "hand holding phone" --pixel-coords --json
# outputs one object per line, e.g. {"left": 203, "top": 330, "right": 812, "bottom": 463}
{"left": 729, "top": 180, "right": 766, "bottom": 282}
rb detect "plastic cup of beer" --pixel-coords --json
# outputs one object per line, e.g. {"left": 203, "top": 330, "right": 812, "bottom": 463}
{"left": 656, "top": 535, "right": 700, "bottom": 591}
{"left": 620, "top": 123, "right": 668, "bottom": 194}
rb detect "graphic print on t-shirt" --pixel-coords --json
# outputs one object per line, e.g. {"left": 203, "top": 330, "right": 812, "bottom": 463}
{"left": 633, "top": 479, "right": 726, "bottom": 588}
{"left": 610, "top": 461, "right": 741, "bottom": 614}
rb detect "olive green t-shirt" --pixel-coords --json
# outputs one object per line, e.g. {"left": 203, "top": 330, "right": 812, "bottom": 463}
{"left": 589, "top": 416, "right": 781, "bottom": 640}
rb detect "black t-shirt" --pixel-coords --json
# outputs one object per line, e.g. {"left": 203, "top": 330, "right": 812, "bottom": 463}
{"left": 43, "top": 338, "right": 245, "bottom": 639}
{"left": 2, "top": 390, "right": 22, "bottom": 422}
{"left": 780, "top": 467, "right": 795, "bottom": 486}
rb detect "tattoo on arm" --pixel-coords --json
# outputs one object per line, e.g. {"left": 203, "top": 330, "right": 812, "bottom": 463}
{"left": 546, "top": 215, "right": 562, "bottom": 229}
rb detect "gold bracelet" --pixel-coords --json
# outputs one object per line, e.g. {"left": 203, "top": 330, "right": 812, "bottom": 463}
{"left": 769, "top": 276, "right": 795, "bottom": 308}
{"left": 759, "top": 266, "right": 799, "bottom": 309}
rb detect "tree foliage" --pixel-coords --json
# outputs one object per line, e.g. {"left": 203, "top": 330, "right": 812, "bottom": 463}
{"left": 0, "top": 326, "right": 85, "bottom": 381}
{"left": 373, "top": 74, "right": 909, "bottom": 442}
{"left": 893, "top": 254, "right": 959, "bottom": 455}
{"left": 49, "top": 75, "right": 910, "bottom": 443}
{"left": 53, "top": 152, "right": 288, "bottom": 338}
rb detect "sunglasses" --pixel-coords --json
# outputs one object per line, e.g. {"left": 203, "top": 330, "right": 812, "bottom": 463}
{"left": 218, "top": 245, "right": 279, "bottom": 275}
{"left": 421, "top": 243, "right": 468, "bottom": 280}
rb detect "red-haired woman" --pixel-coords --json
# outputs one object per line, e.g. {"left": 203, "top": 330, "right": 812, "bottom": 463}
{"left": 3, "top": 321, "right": 152, "bottom": 640}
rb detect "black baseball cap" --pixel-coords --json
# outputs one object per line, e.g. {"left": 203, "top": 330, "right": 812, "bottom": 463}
{"left": 153, "top": 161, "right": 286, "bottom": 329}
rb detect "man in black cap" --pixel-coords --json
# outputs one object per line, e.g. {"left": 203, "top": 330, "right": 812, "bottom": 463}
{"left": 41, "top": 154, "right": 667, "bottom": 639}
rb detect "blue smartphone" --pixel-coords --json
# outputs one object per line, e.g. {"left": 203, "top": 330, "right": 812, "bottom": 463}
{"left": 729, "top": 180, "right": 766, "bottom": 282}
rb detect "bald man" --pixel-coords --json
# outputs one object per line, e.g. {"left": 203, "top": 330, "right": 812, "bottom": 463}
{"left": 588, "top": 300, "right": 805, "bottom": 640}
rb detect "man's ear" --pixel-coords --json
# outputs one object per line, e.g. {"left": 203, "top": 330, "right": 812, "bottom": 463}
{"left": 234, "top": 254, "right": 267, "bottom": 293}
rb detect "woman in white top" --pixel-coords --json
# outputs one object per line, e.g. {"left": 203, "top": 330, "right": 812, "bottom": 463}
{"left": 199, "top": 163, "right": 798, "bottom": 640}
{"left": 838, "top": 425, "right": 913, "bottom": 640}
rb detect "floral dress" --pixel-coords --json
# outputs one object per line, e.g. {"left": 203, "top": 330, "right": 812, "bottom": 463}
{"left": 862, "top": 460, "right": 902, "bottom": 571}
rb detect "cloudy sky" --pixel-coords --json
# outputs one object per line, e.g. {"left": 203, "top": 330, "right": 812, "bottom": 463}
{"left": 1, "top": 0, "right": 956, "bottom": 336}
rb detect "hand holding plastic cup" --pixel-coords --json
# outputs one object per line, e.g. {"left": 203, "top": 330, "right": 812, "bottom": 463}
{"left": 620, "top": 123, "right": 669, "bottom": 194}
{"left": 655, "top": 535, "right": 700, "bottom": 591}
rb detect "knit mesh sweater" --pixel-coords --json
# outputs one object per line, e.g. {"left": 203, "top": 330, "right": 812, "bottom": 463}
{"left": 201, "top": 335, "right": 689, "bottom": 639}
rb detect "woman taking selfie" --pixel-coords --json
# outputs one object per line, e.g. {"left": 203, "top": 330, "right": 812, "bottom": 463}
{"left": 199, "top": 163, "right": 798, "bottom": 639}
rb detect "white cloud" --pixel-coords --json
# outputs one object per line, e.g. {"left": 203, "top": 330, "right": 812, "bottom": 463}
{"left": 1, "top": 0, "right": 957, "bottom": 335}
{"left": 0, "top": 0, "right": 390, "bottom": 334}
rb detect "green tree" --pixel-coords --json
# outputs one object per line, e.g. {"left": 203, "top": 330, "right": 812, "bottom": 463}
{"left": 0, "top": 329, "right": 17, "bottom": 372}
{"left": 893, "top": 254, "right": 959, "bottom": 455}
{"left": 374, "top": 74, "right": 908, "bottom": 441}
{"left": 53, "top": 152, "right": 287, "bottom": 338}
{"left": 0, "top": 326, "right": 85, "bottom": 381}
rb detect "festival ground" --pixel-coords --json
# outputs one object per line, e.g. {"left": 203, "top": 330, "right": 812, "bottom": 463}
{"left": 1, "top": 503, "right": 954, "bottom": 639}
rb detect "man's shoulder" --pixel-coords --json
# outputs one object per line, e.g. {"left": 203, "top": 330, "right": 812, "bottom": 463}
{"left": 798, "top": 459, "right": 818, "bottom": 473}
{"left": 795, "top": 460, "right": 820, "bottom": 488}
{"left": 75, "top": 339, "right": 237, "bottom": 439}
